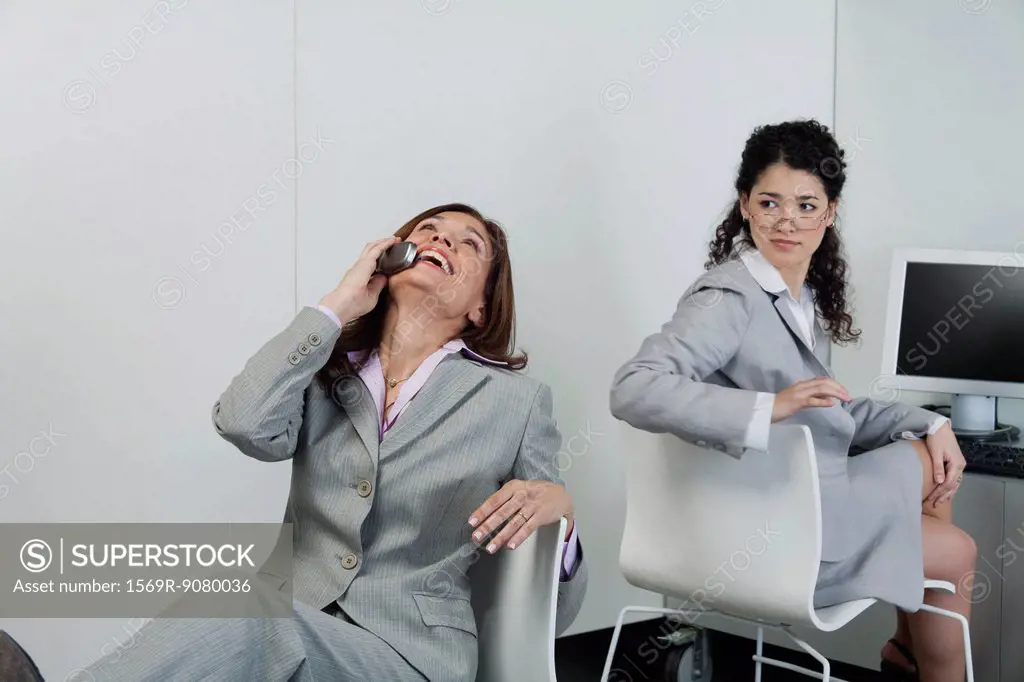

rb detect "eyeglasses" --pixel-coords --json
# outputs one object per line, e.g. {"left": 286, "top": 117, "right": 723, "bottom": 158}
{"left": 750, "top": 206, "right": 828, "bottom": 232}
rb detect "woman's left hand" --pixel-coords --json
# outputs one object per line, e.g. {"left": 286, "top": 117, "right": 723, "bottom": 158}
{"left": 924, "top": 423, "right": 967, "bottom": 508}
{"left": 468, "top": 480, "right": 574, "bottom": 553}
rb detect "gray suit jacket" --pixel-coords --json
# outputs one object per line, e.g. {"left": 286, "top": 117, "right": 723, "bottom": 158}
{"left": 609, "top": 258, "right": 938, "bottom": 562}
{"left": 212, "top": 307, "right": 588, "bottom": 682}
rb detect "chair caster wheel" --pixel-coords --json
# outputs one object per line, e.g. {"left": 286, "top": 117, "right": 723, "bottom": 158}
{"left": 661, "top": 627, "right": 712, "bottom": 681}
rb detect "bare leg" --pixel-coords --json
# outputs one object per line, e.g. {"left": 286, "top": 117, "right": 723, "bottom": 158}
{"left": 896, "top": 440, "right": 977, "bottom": 682}
{"left": 881, "top": 610, "right": 915, "bottom": 671}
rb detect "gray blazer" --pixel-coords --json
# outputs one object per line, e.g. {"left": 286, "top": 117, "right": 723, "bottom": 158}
{"left": 609, "top": 258, "right": 937, "bottom": 562}
{"left": 212, "top": 307, "right": 588, "bottom": 682}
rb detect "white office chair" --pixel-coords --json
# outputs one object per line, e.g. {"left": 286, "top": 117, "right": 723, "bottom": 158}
{"left": 600, "top": 425, "right": 973, "bottom": 682}
{"left": 470, "top": 516, "right": 567, "bottom": 682}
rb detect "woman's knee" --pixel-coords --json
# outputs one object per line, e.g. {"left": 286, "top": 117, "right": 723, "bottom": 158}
{"left": 924, "top": 519, "right": 977, "bottom": 578}
{"left": 956, "top": 527, "right": 979, "bottom": 568}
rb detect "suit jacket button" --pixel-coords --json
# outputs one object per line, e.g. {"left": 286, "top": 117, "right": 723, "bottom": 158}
{"left": 298, "top": 342, "right": 311, "bottom": 355}
{"left": 308, "top": 333, "right": 321, "bottom": 347}
{"left": 356, "top": 480, "right": 372, "bottom": 497}
{"left": 288, "top": 352, "right": 301, "bottom": 365}
{"left": 696, "top": 440, "right": 707, "bottom": 447}
{"left": 341, "top": 553, "right": 358, "bottom": 569}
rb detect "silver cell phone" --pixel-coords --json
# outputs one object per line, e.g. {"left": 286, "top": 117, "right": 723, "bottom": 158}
{"left": 376, "top": 241, "right": 417, "bottom": 275}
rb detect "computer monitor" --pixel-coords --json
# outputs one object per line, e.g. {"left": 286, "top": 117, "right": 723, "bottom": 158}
{"left": 881, "top": 248, "right": 1024, "bottom": 435}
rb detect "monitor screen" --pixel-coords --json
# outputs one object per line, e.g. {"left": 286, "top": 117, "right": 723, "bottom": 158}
{"left": 896, "top": 261, "right": 1024, "bottom": 383}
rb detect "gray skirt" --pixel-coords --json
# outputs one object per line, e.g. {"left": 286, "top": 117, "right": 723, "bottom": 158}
{"left": 814, "top": 439, "right": 925, "bottom": 612}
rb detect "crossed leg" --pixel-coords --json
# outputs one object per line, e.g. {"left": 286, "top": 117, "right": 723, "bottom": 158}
{"left": 882, "top": 439, "right": 977, "bottom": 682}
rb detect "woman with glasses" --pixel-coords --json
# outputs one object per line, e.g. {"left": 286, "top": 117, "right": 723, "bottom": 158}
{"left": 609, "top": 121, "right": 975, "bottom": 682}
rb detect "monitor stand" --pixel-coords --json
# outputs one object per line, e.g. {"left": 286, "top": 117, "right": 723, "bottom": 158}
{"left": 951, "top": 394, "right": 1020, "bottom": 442}
{"left": 951, "top": 394, "right": 997, "bottom": 432}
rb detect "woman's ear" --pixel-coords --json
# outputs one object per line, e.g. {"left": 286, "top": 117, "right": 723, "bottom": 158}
{"left": 467, "top": 301, "right": 486, "bottom": 328}
{"left": 738, "top": 194, "right": 750, "bottom": 222}
{"left": 826, "top": 200, "right": 838, "bottom": 227}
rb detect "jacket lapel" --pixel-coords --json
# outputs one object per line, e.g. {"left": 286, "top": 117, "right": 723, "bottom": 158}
{"left": 771, "top": 295, "right": 834, "bottom": 378}
{"left": 772, "top": 296, "right": 812, "bottom": 352}
{"left": 381, "top": 355, "right": 489, "bottom": 451}
{"left": 812, "top": 321, "right": 832, "bottom": 370}
{"left": 333, "top": 374, "right": 381, "bottom": 468}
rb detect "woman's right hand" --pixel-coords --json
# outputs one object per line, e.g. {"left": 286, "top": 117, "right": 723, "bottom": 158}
{"left": 318, "top": 237, "right": 400, "bottom": 322}
{"left": 771, "top": 377, "right": 852, "bottom": 422}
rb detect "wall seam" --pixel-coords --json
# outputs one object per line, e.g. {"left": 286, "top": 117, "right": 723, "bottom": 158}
{"left": 292, "top": 0, "right": 299, "bottom": 314}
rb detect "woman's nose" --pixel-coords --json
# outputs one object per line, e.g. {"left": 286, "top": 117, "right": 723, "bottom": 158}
{"left": 431, "top": 232, "right": 453, "bottom": 248}
{"left": 772, "top": 215, "right": 798, "bottom": 232}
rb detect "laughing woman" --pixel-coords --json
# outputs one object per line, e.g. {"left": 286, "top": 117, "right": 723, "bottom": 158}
{"left": 0, "top": 203, "right": 587, "bottom": 682}
{"left": 609, "top": 121, "right": 976, "bottom": 682}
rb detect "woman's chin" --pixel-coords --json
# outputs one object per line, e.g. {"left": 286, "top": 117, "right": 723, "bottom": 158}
{"left": 387, "top": 267, "right": 432, "bottom": 290}
{"left": 388, "top": 273, "right": 451, "bottom": 304}
{"left": 762, "top": 249, "right": 808, "bottom": 270}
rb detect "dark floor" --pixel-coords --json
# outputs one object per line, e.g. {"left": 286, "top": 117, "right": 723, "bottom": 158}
{"left": 555, "top": 617, "right": 885, "bottom": 681}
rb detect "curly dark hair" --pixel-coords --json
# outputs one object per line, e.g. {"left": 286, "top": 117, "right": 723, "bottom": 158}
{"left": 705, "top": 119, "right": 861, "bottom": 345}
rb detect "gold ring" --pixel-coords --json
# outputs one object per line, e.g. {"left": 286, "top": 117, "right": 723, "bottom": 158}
{"left": 515, "top": 510, "right": 530, "bottom": 522}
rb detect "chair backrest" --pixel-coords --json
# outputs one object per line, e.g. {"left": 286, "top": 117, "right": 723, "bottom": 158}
{"left": 618, "top": 424, "right": 821, "bottom": 627}
{"left": 470, "top": 517, "right": 567, "bottom": 682}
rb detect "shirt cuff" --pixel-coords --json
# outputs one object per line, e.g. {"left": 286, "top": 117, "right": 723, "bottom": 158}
{"left": 313, "top": 304, "right": 343, "bottom": 329}
{"left": 559, "top": 522, "right": 581, "bottom": 582}
{"left": 927, "top": 415, "right": 950, "bottom": 435}
{"left": 741, "top": 392, "right": 775, "bottom": 452}
{"left": 896, "top": 415, "right": 951, "bottom": 442}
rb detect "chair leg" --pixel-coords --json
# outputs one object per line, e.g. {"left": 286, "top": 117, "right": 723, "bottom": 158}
{"left": 749, "top": 625, "right": 847, "bottom": 681}
{"left": 782, "top": 628, "right": 831, "bottom": 682}
{"left": 599, "top": 606, "right": 687, "bottom": 682}
{"left": 755, "top": 626, "right": 764, "bottom": 682}
{"left": 917, "top": 603, "right": 974, "bottom": 682}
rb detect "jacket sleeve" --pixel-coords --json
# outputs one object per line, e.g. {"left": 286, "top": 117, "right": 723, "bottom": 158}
{"left": 211, "top": 306, "right": 343, "bottom": 462}
{"left": 843, "top": 398, "right": 947, "bottom": 452}
{"left": 510, "top": 382, "right": 588, "bottom": 636}
{"left": 609, "top": 285, "right": 761, "bottom": 458}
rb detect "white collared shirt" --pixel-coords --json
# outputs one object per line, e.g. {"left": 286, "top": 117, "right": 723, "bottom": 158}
{"left": 738, "top": 248, "right": 817, "bottom": 348}
{"left": 736, "top": 248, "right": 947, "bottom": 450}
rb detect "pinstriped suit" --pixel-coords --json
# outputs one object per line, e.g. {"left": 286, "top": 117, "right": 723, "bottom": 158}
{"left": 79, "top": 307, "right": 587, "bottom": 682}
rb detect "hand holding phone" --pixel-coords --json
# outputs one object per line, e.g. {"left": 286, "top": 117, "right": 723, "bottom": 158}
{"left": 318, "top": 237, "right": 401, "bottom": 322}
{"left": 375, "top": 241, "right": 418, "bottom": 276}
